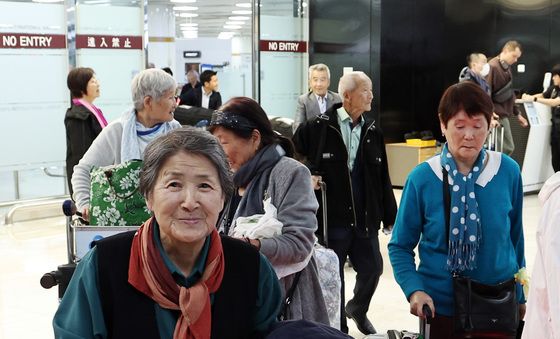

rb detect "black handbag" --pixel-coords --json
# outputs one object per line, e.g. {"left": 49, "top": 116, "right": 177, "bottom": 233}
{"left": 442, "top": 168, "right": 519, "bottom": 337}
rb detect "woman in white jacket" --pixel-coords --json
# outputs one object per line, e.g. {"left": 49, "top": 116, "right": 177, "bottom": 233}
{"left": 523, "top": 171, "right": 560, "bottom": 339}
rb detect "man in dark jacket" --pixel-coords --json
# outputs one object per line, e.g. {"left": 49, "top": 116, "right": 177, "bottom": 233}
{"left": 179, "top": 69, "right": 222, "bottom": 109}
{"left": 486, "top": 40, "right": 528, "bottom": 155}
{"left": 292, "top": 71, "right": 397, "bottom": 335}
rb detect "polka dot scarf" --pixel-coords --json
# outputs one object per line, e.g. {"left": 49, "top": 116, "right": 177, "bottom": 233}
{"left": 441, "top": 142, "right": 486, "bottom": 272}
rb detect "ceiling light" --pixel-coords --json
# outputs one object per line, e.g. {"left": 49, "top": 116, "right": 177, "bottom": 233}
{"left": 183, "top": 31, "right": 198, "bottom": 39}
{"left": 181, "top": 27, "right": 198, "bottom": 31}
{"left": 32, "top": 0, "right": 64, "bottom": 2}
{"left": 224, "top": 25, "right": 242, "bottom": 29}
{"left": 180, "top": 23, "right": 198, "bottom": 27}
{"left": 180, "top": 13, "right": 199, "bottom": 17}
{"left": 228, "top": 16, "right": 250, "bottom": 21}
{"left": 171, "top": 0, "right": 196, "bottom": 3}
{"left": 232, "top": 10, "right": 251, "bottom": 14}
{"left": 218, "top": 32, "right": 235, "bottom": 40}
{"left": 236, "top": 2, "right": 251, "bottom": 7}
{"left": 226, "top": 21, "right": 245, "bottom": 25}
{"left": 173, "top": 6, "right": 198, "bottom": 11}
{"left": 81, "top": 0, "right": 108, "bottom": 3}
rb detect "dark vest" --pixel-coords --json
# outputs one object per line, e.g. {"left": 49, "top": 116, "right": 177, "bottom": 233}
{"left": 96, "top": 231, "right": 261, "bottom": 339}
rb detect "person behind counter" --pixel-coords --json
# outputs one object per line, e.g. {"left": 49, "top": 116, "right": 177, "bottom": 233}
{"left": 521, "top": 64, "right": 560, "bottom": 172}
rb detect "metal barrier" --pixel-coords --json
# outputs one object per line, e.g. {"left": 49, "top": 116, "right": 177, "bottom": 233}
{"left": 3, "top": 196, "right": 68, "bottom": 225}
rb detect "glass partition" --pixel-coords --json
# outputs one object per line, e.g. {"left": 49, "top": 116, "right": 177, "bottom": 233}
{"left": 257, "top": 0, "right": 308, "bottom": 119}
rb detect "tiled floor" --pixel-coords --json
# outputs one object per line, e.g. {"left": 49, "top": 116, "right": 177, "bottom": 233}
{"left": 0, "top": 190, "right": 543, "bottom": 339}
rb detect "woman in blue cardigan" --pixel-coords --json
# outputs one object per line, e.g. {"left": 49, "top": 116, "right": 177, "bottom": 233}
{"left": 388, "top": 81, "right": 526, "bottom": 338}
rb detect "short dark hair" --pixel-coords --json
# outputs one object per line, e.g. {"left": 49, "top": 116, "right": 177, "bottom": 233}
{"left": 551, "top": 64, "right": 560, "bottom": 77}
{"left": 67, "top": 67, "right": 94, "bottom": 98}
{"left": 161, "top": 67, "right": 173, "bottom": 76}
{"left": 466, "top": 53, "right": 483, "bottom": 68}
{"left": 438, "top": 81, "right": 494, "bottom": 128}
{"left": 139, "top": 126, "right": 234, "bottom": 201}
{"left": 208, "top": 96, "right": 295, "bottom": 157}
{"left": 200, "top": 70, "right": 217, "bottom": 86}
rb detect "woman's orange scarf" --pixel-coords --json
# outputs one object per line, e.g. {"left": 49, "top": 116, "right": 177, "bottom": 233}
{"left": 128, "top": 217, "right": 224, "bottom": 339}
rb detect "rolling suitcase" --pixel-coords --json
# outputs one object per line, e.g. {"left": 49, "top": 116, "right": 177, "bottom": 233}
{"left": 382, "top": 305, "right": 432, "bottom": 339}
{"left": 314, "top": 180, "right": 342, "bottom": 329}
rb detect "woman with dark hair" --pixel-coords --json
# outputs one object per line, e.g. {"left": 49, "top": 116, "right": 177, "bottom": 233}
{"left": 208, "top": 97, "right": 329, "bottom": 324}
{"left": 388, "top": 82, "right": 527, "bottom": 338}
{"left": 54, "top": 127, "right": 282, "bottom": 338}
{"left": 65, "top": 67, "right": 107, "bottom": 195}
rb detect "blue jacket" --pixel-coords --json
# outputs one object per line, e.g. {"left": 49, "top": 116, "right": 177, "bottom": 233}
{"left": 388, "top": 151, "right": 526, "bottom": 316}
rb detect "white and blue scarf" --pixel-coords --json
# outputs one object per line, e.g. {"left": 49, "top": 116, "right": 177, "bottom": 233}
{"left": 120, "top": 108, "right": 181, "bottom": 162}
{"left": 441, "top": 143, "right": 487, "bottom": 272}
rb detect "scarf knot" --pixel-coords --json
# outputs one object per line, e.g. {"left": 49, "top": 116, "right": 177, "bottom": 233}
{"left": 441, "top": 143, "right": 486, "bottom": 272}
{"left": 128, "top": 218, "right": 224, "bottom": 339}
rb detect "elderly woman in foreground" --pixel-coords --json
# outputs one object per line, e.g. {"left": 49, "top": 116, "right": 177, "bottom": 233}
{"left": 54, "top": 127, "right": 282, "bottom": 338}
{"left": 71, "top": 68, "right": 181, "bottom": 220}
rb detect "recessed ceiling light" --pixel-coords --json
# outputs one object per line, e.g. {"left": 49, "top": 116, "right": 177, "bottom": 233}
{"left": 218, "top": 32, "right": 235, "bottom": 39}
{"left": 180, "top": 23, "right": 198, "bottom": 26}
{"left": 32, "top": 0, "right": 64, "bottom": 2}
{"left": 171, "top": 0, "right": 196, "bottom": 3}
{"left": 228, "top": 16, "right": 250, "bottom": 21}
{"left": 236, "top": 2, "right": 251, "bottom": 8}
{"left": 181, "top": 26, "right": 198, "bottom": 31}
{"left": 232, "top": 10, "right": 251, "bottom": 15}
{"left": 173, "top": 6, "right": 198, "bottom": 11}
{"left": 180, "top": 13, "right": 199, "bottom": 17}
{"left": 225, "top": 21, "right": 245, "bottom": 25}
{"left": 183, "top": 31, "right": 198, "bottom": 39}
{"left": 81, "top": 0, "right": 108, "bottom": 3}
{"left": 224, "top": 25, "right": 242, "bottom": 29}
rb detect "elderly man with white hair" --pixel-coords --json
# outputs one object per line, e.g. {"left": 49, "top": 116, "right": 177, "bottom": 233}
{"left": 292, "top": 71, "right": 397, "bottom": 335}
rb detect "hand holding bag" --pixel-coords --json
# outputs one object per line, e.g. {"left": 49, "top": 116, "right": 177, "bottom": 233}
{"left": 89, "top": 159, "right": 151, "bottom": 226}
{"left": 442, "top": 168, "right": 519, "bottom": 337}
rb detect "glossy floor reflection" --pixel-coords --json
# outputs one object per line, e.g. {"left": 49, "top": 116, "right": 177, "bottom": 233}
{"left": 0, "top": 190, "right": 542, "bottom": 339}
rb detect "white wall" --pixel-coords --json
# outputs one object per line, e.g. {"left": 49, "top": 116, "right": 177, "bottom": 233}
{"left": 147, "top": 4, "right": 176, "bottom": 74}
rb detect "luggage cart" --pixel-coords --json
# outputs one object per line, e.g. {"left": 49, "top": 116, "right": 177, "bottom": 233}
{"left": 40, "top": 200, "right": 138, "bottom": 300}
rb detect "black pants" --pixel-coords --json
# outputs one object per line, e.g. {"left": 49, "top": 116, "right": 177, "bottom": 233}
{"left": 551, "top": 112, "right": 560, "bottom": 172}
{"left": 328, "top": 228, "right": 383, "bottom": 333}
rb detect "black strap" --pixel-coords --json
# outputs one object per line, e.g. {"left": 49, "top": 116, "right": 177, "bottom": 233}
{"left": 278, "top": 270, "right": 302, "bottom": 321}
{"left": 312, "top": 115, "right": 329, "bottom": 171}
{"left": 442, "top": 168, "right": 450, "bottom": 241}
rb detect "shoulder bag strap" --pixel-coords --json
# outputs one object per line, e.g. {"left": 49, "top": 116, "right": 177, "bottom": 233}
{"left": 278, "top": 270, "right": 303, "bottom": 321}
{"left": 442, "top": 168, "right": 450, "bottom": 238}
